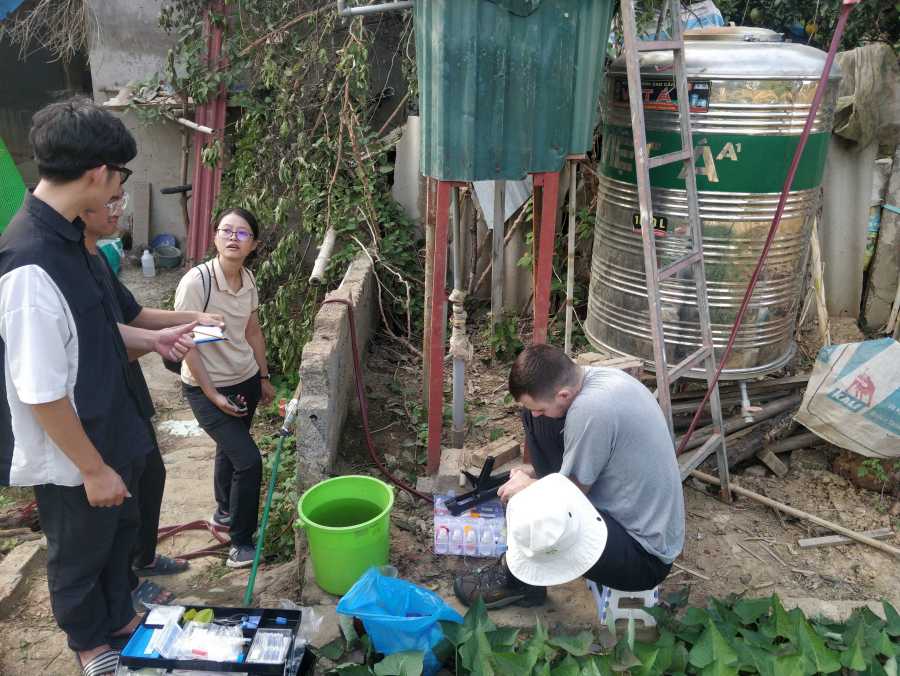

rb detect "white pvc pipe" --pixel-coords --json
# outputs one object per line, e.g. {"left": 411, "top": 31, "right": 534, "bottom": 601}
{"left": 450, "top": 188, "right": 465, "bottom": 449}
{"left": 175, "top": 117, "right": 214, "bottom": 135}
{"left": 337, "top": 0, "right": 413, "bottom": 17}
{"left": 309, "top": 227, "right": 337, "bottom": 285}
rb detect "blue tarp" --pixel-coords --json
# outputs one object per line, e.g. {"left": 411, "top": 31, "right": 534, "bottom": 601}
{"left": 0, "top": 0, "right": 25, "bottom": 20}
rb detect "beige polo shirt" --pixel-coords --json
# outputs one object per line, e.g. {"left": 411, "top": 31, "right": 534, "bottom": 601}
{"left": 174, "top": 259, "right": 260, "bottom": 388}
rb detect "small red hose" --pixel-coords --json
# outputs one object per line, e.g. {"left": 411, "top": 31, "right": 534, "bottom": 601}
{"left": 323, "top": 298, "right": 434, "bottom": 504}
{"left": 676, "top": 2, "right": 857, "bottom": 456}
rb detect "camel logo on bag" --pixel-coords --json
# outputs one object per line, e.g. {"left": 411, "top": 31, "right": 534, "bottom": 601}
{"left": 828, "top": 372, "right": 876, "bottom": 412}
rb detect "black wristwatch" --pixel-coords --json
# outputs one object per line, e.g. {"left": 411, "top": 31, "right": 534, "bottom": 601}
{"left": 260, "top": 373, "right": 270, "bottom": 380}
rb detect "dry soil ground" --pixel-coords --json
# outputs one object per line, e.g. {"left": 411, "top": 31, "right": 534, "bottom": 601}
{"left": 0, "top": 267, "right": 897, "bottom": 675}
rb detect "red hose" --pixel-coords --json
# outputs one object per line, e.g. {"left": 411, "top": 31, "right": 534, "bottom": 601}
{"left": 676, "top": 2, "right": 856, "bottom": 456}
{"left": 323, "top": 298, "right": 434, "bottom": 504}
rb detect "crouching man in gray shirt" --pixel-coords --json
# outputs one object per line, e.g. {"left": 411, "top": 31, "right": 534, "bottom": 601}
{"left": 454, "top": 344, "right": 684, "bottom": 609}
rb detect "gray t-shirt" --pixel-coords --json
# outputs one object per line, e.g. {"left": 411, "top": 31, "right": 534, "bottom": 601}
{"left": 560, "top": 367, "right": 685, "bottom": 563}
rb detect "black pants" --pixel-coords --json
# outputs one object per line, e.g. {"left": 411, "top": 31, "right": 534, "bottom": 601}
{"left": 520, "top": 410, "right": 671, "bottom": 591}
{"left": 128, "top": 441, "right": 166, "bottom": 589}
{"left": 34, "top": 455, "right": 145, "bottom": 652}
{"left": 184, "top": 373, "right": 262, "bottom": 547}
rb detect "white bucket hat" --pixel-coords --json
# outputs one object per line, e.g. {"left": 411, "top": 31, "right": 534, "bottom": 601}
{"left": 505, "top": 473, "right": 608, "bottom": 587}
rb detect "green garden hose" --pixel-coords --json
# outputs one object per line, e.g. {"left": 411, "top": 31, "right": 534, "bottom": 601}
{"left": 244, "top": 387, "right": 301, "bottom": 606}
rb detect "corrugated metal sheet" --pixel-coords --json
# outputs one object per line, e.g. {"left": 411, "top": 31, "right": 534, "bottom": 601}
{"left": 415, "top": 0, "right": 613, "bottom": 181}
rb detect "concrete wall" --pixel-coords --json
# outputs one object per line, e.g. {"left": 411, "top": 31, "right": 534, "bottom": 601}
{"left": 0, "top": 39, "right": 92, "bottom": 186}
{"left": 295, "top": 253, "right": 378, "bottom": 489}
{"left": 87, "top": 0, "right": 190, "bottom": 244}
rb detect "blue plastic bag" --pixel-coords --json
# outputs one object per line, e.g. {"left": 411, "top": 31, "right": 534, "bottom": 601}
{"left": 336, "top": 567, "right": 463, "bottom": 675}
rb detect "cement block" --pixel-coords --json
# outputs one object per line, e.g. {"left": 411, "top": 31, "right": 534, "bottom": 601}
{"left": 0, "top": 541, "right": 42, "bottom": 619}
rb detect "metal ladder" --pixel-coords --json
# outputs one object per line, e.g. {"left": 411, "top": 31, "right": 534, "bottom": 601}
{"left": 618, "top": 0, "right": 731, "bottom": 499}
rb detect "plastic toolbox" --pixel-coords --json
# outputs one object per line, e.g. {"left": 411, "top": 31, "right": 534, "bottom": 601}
{"left": 118, "top": 605, "right": 315, "bottom": 675}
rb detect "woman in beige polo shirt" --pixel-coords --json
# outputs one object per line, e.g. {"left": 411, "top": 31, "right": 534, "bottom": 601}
{"left": 174, "top": 207, "right": 276, "bottom": 568}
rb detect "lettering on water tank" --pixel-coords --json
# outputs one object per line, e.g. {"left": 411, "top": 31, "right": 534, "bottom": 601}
{"left": 612, "top": 78, "right": 711, "bottom": 113}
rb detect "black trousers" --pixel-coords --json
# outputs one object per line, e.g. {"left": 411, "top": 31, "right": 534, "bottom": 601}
{"left": 128, "top": 441, "right": 166, "bottom": 589}
{"left": 184, "top": 373, "right": 262, "bottom": 547}
{"left": 520, "top": 410, "right": 671, "bottom": 591}
{"left": 34, "top": 455, "right": 145, "bottom": 652}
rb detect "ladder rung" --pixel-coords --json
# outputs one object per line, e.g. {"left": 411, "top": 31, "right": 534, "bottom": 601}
{"left": 659, "top": 251, "right": 702, "bottom": 280}
{"left": 637, "top": 40, "right": 683, "bottom": 52}
{"left": 668, "top": 346, "right": 712, "bottom": 382}
{"left": 648, "top": 148, "right": 692, "bottom": 169}
{"left": 678, "top": 432, "right": 723, "bottom": 479}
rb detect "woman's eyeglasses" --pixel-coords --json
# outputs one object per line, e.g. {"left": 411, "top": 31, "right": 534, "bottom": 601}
{"left": 105, "top": 193, "right": 129, "bottom": 216}
{"left": 216, "top": 227, "right": 254, "bottom": 242}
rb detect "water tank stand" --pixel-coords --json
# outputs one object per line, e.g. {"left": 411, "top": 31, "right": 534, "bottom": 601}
{"left": 618, "top": 0, "right": 732, "bottom": 500}
{"left": 425, "top": 172, "right": 561, "bottom": 474}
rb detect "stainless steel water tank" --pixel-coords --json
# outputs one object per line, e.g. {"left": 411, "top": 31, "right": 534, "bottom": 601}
{"left": 586, "top": 27, "right": 841, "bottom": 378}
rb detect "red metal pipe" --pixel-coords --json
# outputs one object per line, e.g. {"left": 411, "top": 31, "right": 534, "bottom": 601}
{"left": 532, "top": 171, "right": 560, "bottom": 344}
{"left": 676, "top": 0, "right": 857, "bottom": 456}
{"left": 426, "top": 181, "right": 453, "bottom": 474}
{"left": 187, "top": 1, "right": 227, "bottom": 264}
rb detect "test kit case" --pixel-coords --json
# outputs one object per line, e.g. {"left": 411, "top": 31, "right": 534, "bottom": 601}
{"left": 118, "top": 604, "right": 315, "bottom": 675}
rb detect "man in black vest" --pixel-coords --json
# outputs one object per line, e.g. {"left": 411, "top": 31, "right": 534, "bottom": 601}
{"left": 0, "top": 98, "right": 195, "bottom": 676}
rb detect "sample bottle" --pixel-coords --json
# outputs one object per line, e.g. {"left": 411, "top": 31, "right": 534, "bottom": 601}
{"left": 463, "top": 525, "right": 478, "bottom": 556}
{"left": 141, "top": 249, "right": 156, "bottom": 278}
{"left": 434, "top": 523, "right": 449, "bottom": 554}
{"left": 449, "top": 527, "right": 464, "bottom": 555}
{"left": 478, "top": 527, "right": 495, "bottom": 557}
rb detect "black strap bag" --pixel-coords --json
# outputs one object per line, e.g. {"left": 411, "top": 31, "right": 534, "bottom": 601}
{"left": 162, "top": 262, "right": 212, "bottom": 374}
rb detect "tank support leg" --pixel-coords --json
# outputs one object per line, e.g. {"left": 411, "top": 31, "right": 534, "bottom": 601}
{"left": 532, "top": 171, "right": 560, "bottom": 344}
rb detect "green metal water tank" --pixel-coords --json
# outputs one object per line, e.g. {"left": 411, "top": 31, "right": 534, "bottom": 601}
{"left": 415, "top": 0, "right": 614, "bottom": 181}
{"left": 0, "top": 137, "right": 26, "bottom": 234}
{"left": 587, "top": 27, "right": 841, "bottom": 378}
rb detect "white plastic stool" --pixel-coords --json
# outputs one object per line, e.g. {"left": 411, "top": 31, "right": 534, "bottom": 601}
{"left": 587, "top": 580, "right": 659, "bottom": 627}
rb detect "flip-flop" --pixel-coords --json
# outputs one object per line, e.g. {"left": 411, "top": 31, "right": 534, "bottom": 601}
{"left": 131, "top": 579, "right": 174, "bottom": 613}
{"left": 133, "top": 554, "right": 190, "bottom": 577}
{"left": 74, "top": 649, "right": 119, "bottom": 676}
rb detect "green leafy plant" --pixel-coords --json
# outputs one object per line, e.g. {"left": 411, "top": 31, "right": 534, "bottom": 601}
{"left": 489, "top": 314, "right": 524, "bottom": 364}
{"left": 258, "top": 432, "right": 299, "bottom": 562}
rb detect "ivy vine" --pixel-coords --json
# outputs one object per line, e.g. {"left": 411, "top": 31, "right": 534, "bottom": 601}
{"left": 143, "top": 0, "right": 423, "bottom": 375}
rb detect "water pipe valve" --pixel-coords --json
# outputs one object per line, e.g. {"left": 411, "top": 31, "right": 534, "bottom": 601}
{"left": 280, "top": 381, "right": 303, "bottom": 435}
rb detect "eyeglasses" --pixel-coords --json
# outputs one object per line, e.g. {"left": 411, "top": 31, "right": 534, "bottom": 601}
{"left": 105, "top": 193, "right": 129, "bottom": 216}
{"left": 216, "top": 227, "right": 254, "bottom": 242}
{"left": 106, "top": 164, "right": 133, "bottom": 185}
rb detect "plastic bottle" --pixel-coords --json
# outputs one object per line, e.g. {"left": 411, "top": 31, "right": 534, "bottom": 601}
{"left": 141, "top": 249, "right": 156, "bottom": 278}
{"left": 434, "top": 524, "right": 450, "bottom": 555}
{"left": 449, "top": 526, "right": 464, "bottom": 555}
{"left": 463, "top": 525, "right": 478, "bottom": 556}
{"left": 478, "top": 526, "right": 495, "bottom": 557}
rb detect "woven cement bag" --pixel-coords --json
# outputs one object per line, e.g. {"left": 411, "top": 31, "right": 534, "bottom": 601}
{"left": 795, "top": 338, "right": 900, "bottom": 459}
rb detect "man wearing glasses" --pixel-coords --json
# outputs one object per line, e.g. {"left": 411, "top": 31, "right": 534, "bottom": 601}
{"left": 0, "top": 98, "right": 196, "bottom": 676}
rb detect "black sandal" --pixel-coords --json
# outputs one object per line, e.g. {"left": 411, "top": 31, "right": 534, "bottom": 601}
{"left": 131, "top": 579, "right": 174, "bottom": 613}
{"left": 74, "top": 649, "right": 119, "bottom": 676}
{"left": 133, "top": 554, "right": 190, "bottom": 577}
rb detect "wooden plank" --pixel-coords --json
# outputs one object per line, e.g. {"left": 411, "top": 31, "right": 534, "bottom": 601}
{"left": 692, "top": 470, "right": 900, "bottom": 559}
{"left": 576, "top": 353, "right": 642, "bottom": 379}
{"left": 798, "top": 528, "right": 894, "bottom": 550}
{"left": 130, "top": 179, "right": 150, "bottom": 249}
{"left": 756, "top": 448, "right": 789, "bottom": 477}
{"left": 467, "top": 436, "right": 521, "bottom": 470}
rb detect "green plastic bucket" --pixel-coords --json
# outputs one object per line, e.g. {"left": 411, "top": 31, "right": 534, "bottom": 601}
{"left": 296, "top": 475, "right": 394, "bottom": 595}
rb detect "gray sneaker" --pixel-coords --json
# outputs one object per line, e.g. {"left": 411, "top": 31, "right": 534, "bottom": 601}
{"left": 226, "top": 545, "right": 256, "bottom": 569}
